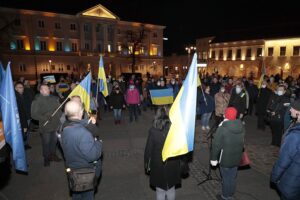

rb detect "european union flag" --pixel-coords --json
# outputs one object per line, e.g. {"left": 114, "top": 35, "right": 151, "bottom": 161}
{"left": 162, "top": 53, "right": 198, "bottom": 161}
{"left": 0, "top": 62, "right": 27, "bottom": 171}
{"left": 149, "top": 88, "right": 174, "bottom": 105}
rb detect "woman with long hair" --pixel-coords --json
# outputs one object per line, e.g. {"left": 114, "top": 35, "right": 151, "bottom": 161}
{"left": 144, "top": 107, "right": 181, "bottom": 200}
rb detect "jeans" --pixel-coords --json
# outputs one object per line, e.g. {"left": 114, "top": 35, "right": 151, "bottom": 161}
{"left": 156, "top": 186, "right": 175, "bottom": 200}
{"left": 72, "top": 190, "right": 94, "bottom": 200}
{"left": 201, "top": 112, "right": 212, "bottom": 127}
{"left": 113, "top": 109, "right": 122, "bottom": 121}
{"left": 128, "top": 104, "right": 138, "bottom": 122}
{"left": 220, "top": 166, "right": 238, "bottom": 199}
{"left": 40, "top": 131, "right": 57, "bottom": 159}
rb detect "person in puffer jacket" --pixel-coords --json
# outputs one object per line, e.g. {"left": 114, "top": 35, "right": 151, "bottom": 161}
{"left": 211, "top": 107, "right": 245, "bottom": 200}
{"left": 125, "top": 83, "right": 140, "bottom": 122}
{"left": 271, "top": 100, "right": 300, "bottom": 200}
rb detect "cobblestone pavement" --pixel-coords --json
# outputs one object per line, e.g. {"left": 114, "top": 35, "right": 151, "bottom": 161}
{"left": 0, "top": 110, "right": 280, "bottom": 200}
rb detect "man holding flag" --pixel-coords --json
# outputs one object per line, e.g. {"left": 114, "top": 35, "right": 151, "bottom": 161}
{"left": 0, "top": 62, "right": 27, "bottom": 172}
{"left": 31, "top": 83, "right": 62, "bottom": 166}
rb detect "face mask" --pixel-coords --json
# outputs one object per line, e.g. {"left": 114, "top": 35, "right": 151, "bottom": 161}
{"left": 261, "top": 85, "right": 266, "bottom": 88}
{"left": 236, "top": 87, "right": 241, "bottom": 94}
{"left": 171, "top": 81, "right": 175, "bottom": 84}
{"left": 277, "top": 91, "right": 284, "bottom": 96}
{"left": 157, "top": 82, "right": 161, "bottom": 86}
{"left": 129, "top": 85, "right": 134, "bottom": 90}
{"left": 221, "top": 89, "right": 225, "bottom": 93}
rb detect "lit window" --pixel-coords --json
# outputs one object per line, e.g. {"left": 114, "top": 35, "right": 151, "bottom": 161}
{"left": 129, "top": 46, "right": 133, "bottom": 54}
{"left": 117, "top": 45, "right": 122, "bottom": 52}
{"left": 107, "top": 44, "right": 111, "bottom": 53}
{"left": 256, "top": 48, "right": 262, "bottom": 57}
{"left": 140, "top": 46, "right": 144, "bottom": 54}
{"left": 151, "top": 46, "right": 158, "bottom": 56}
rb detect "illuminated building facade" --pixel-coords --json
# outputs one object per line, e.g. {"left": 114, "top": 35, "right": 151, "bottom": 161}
{"left": 197, "top": 36, "right": 300, "bottom": 79}
{"left": 0, "top": 4, "right": 165, "bottom": 81}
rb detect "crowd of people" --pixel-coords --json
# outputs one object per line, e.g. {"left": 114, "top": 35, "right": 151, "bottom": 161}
{"left": 9, "top": 71, "right": 300, "bottom": 200}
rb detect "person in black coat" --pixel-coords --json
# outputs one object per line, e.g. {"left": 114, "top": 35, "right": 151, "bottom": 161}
{"left": 14, "top": 82, "right": 30, "bottom": 149}
{"left": 267, "top": 85, "right": 290, "bottom": 146}
{"left": 144, "top": 108, "right": 181, "bottom": 200}
{"left": 228, "top": 83, "right": 247, "bottom": 119}
{"left": 109, "top": 87, "right": 126, "bottom": 124}
{"left": 246, "top": 79, "right": 258, "bottom": 116}
{"left": 256, "top": 81, "right": 272, "bottom": 130}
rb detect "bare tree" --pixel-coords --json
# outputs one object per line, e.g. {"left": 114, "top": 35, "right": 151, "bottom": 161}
{"left": 123, "top": 27, "right": 146, "bottom": 73}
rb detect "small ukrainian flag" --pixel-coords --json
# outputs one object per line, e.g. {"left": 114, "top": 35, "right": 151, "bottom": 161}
{"left": 149, "top": 88, "right": 174, "bottom": 105}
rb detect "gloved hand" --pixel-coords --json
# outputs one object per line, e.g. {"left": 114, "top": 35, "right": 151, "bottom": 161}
{"left": 210, "top": 160, "right": 218, "bottom": 166}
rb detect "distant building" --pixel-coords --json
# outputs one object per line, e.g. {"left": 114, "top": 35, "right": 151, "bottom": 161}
{"left": 0, "top": 4, "right": 165, "bottom": 81}
{"left": 196, "top": 34, "right": 300, "bottom": 79}
{"left": 163, "top": 54, "right": 189, "bottom": 80}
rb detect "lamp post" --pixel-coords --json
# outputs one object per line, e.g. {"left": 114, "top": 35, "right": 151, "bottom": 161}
{"left": 185, "top": 46, "right": 196, "bottom": 65}
{"left": 49, "top": 60, "right": 52, "bottom": 73}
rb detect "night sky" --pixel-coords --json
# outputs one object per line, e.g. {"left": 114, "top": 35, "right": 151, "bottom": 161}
{"left": 1, "top": 0, "right": 299, "bottom": 55}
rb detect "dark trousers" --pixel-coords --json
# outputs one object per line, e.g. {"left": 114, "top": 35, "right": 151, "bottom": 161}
{"left": 248, "top": 99, "right": 255, "bottom": 116}
{"left": 72, "top": 190, "right": 94, "bottom": 200}
{"left": 270, "top": 120, "right": 283, "bottom": 146}
{"left": 220, "top": 166, "right": 238, "bottom": 199}
{"left": 40, "top": 131, "right": 57, "bottom": 159}
{"left": 257, "top": 113, "right": 266, "bottom": 130}
{"left": 128, "top": 104, "right": 138, "bottom": 122}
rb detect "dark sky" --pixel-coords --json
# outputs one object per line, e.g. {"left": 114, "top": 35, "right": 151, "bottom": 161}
{"left": 1, "top": 0, "right": 299, "bottom": 55}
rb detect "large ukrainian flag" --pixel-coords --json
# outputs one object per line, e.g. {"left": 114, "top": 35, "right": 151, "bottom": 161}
{"left": 98, "top": 56, "right": 108, "bottom": 97}
{"left": 150, "top": 88, "right": 174, "bottom": 105}
{"left": 68, "top": 72, "right": 91, "bottom": 113}
{"left": 162, "top": 53, "right": 198, "bottom": 161}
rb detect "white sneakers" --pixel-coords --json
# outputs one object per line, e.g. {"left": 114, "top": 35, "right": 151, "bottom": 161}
{"left": 201, "top": 126, "right": 210, "bottom": 130}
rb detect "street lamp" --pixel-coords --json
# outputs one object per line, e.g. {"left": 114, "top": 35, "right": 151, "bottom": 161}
{"left": 185, "top": 46, "right": 197, "bottom": 65}
{"left": 49, "top": 60, "right": 52, "bottom": 72}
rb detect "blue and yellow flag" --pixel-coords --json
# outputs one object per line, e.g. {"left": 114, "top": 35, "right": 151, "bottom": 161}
{"left": 68, "top": 72, "right": 91, "bottom": 113}
{"left": 162, "top": 53, "right": 198, "bottom": 161}
{"left": 98, "top": 56, "right": 108, "bottom": 97}
{"left": 0, "top": 62, "right": 27, "bottom": 171}
{"left": 149, "top": 88, "right": 174, "bottom": 105}
{"left": 258, "top": 59, "right": 266, "bottom": 89}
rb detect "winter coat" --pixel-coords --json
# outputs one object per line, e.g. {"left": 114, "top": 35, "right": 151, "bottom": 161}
{"left": 228, "top": 90, "right": 247, "bottom": 116}
{"left": 256, "top": 88, "right": 272, "bottom": 115}
{"left": 15, "top": 92, "right": 29, "bottom": 131}
{"left": 168, "top": 83, "right": 179, "bottom": 98}
{"left": 211, "top": 119, "right": 245, "bottom": 168}
{"left": 144, "top": 125, "right": 181, "bottom": 190}
{"left": 125, "top": 88, "right": 140, "bottom": 105}
{"left": 199, "top": 93, "right": 215, "bottom": 115}
{"left": 31, "top": 94, "right": 62, "bottom": 133}
{"left": 215, "top": 92, "right": 230, "bottom": 117}
{"left": 271, "top": 124, "right": 300, "bottom": 199}
{"left": 246, "top": 84, "right": 258, "bottom": 101}
{"left": 267, "top": 94, "right": 290, "bottom": 122}
{"left": 109, "top": 92, "right": 125, "bottom": 109}
{"left": 210, "top": 82, "right": 221, "bottom": 97}
{"left": 60, "top": 119, "right": 102, "bottom": 169}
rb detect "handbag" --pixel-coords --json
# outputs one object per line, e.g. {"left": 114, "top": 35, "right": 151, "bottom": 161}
{"left": 239, "top": 150, "right": 251, "bottom": 167}
{"left": 67, "top": 167, "right": 96, "bottom": 192}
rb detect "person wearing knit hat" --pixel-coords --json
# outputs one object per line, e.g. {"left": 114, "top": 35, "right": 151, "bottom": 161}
{"left": 224, "top": 107, "right": 237, "bottom": 120}
{"left": 210, "top": 106, "right": 245, "bottom": 200}
{"left": 271, "top": 99, "right": 300, "bottom": 200}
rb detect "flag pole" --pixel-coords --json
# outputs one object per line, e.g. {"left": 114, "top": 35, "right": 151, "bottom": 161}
{"left": 43, "top": 97, "right": 70, "bottom": 126}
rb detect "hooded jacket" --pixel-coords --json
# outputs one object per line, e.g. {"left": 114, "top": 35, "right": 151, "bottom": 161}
{"left": 271, "top": 124, "right": 300, "bottom": 199}
{"left": 211, "top": 119, "right": 245, "bottom": 168}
